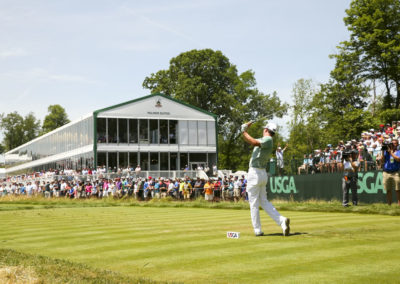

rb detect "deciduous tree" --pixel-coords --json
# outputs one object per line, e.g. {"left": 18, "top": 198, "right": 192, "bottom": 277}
{"left": 143, "top": 49, "right": 288, "bottom": 170}
{"left": 0, "top": 112, "right": 40, "bottom": 151}
{"left": 42, "top": 105, "right": 70, "bottom": 134}
{"left": 341, "top": 0, "right": 400, "bottom": 108}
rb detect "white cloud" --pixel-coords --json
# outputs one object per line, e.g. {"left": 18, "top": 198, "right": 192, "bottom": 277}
{"left": 0, "top": 48, "right": 28, "bottom": 58}
{"left": 114, "top": 41, "right": 161, "bottom": 52}
{"left": 123, "top": 7, "right": 205, "bottom": 47}
{"left": 48, "top": 73, "right": 98, "bottom": 84}
{"left": 0, "top": 68, "right": 99, "bottom": 84}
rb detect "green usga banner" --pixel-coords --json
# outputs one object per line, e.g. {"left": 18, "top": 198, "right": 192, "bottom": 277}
{"left": 266, "top": 171, "right": 391, "bottom": 203}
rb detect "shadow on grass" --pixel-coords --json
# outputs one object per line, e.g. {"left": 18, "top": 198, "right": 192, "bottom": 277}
{"left": 261, "top": 232, "right": 308, "bottom": 237}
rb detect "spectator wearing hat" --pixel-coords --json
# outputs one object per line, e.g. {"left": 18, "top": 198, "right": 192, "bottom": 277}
{"left": 276, "top": 144, "right": 288, "bottom": 176}
{"left": 160, "top": 179, "right": 167, "bottom": 198}
{"left": 193, "top": 177, "right": 203, "bottom": 199}
{"left": 167, "top": 179, "right": 175, "bottom": 198}
{"left": 382, "top": 139, "right": 400, "bottom": 205}
{"left": 213, "top": 178, "right": 222, "bottom": 201}
{"left": 342, "top": 149, "right": 360, "bottom": 207}
{"left": 203, "top": 179, "right": 213, "bottom": 201}
{"left": 233, "top": 176, "right": 241, "bottom": 203}
{"left": 385, "top": 123, "right": 393, "bottom": 135}
{"left": 372, "top": 143, "right": 383, "bottom": 170}
{"left": 182, "top": 180, "right": 192, "bottom": 200}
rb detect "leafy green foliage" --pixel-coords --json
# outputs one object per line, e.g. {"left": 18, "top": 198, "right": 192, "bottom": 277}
{"left": 379, "top": 108, "right": 400, "bottom": 124}
{"left": 287, "top": 77, "right": 379, "bottom": 160}
{"left": 342, "top": 0, "right": 400, "bottom": 108}
{"left": 287, "top": 1, "right": 400, "bottom": 160}
{"left": 0, "top": 112, "right": 40, "bottom": 151}
{"left": 286, "top": 79, "right": 324, "bottom": 158}
{"left": 41, "top": 104, "right": 70, "bottom": 135}
{"left": 143, "top": 49, "right": 288, "bottom": 170}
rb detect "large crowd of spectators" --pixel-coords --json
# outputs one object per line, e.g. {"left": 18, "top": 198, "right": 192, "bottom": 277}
{"left": 1, "top": 167, "right": 248, "bottom": 202}
{"left": 297, "top": 123, "right": 400, "bottom": 175}
{"left": 3, "top": 122, "right": 397, "bottom": 197}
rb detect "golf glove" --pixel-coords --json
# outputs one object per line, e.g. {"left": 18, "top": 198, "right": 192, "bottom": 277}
{"left": 241, "top": 123, "right": 249, "bottom": 132}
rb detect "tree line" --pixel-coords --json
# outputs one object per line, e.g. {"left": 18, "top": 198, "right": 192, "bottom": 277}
{"left": 0, "top": 105, "right": 70, "bottom": 152}
{"left": 142, "top": 0, "right": 400, "bottom": 171}
{"left": 1, "top": 0, "right": 399, "bottom": 173}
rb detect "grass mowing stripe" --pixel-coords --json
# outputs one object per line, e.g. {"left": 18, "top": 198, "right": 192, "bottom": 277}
{"left": 1, "top": 205, "right": 399, "bottom": 283}
{"left": 210, "top": 240, "right": 399, "bottom": 282}
{"left": 253, "top": 244, "right": 400, "bottom": 284}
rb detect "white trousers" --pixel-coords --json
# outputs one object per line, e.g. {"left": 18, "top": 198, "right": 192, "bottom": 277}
{"left": 247, "top": 167, "right": 283, "bottom": 234}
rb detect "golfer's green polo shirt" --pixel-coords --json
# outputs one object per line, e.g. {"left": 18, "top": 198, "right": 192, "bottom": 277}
{"left": 249, "top": 136, "right": 273, "bottom": 169}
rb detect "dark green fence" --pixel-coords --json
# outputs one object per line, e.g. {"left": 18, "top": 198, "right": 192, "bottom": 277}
{"left": 266, "top": 171, "right": 394, "bottom": 204}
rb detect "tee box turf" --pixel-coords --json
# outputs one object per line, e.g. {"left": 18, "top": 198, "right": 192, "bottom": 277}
{"left": 227, "top": 232, "right": 240, "bottom": 239}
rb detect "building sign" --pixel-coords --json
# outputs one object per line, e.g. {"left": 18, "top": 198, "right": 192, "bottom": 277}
{"left": 267, "top": 171, "right": 390, "bottom": 203}
{"left": 155, "top": 99, "right": 162, "bottom": 108}
{"left": 269, "top": 176, "right": 297, "bottom": 194}
{"left": 147, "top": 111, "right": 171, "bottom": 115}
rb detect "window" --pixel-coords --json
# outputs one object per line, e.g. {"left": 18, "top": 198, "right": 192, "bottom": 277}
{"left": 188, "top": 121, "right": 197, "bottom": 145}
{"left": 160, "top": 120, "right": 168, "bottom": 144}
{"left": 140, "top": 152, "right": 149, "bottom": 170}
{"left": 108, "top": 119, "right": 118, "bottom": 143}
{"left": 207, "top": 121, "right": 216, "bottom": 146}
{"left": 118, "top": 119, "right": 128, "bottom": 143}
{"left": 119, "top": 152, "right": 128, "bottom": 168}
{"left": 190, "top": 153, "right": 207, "bottom": 162}
{"left": 150, "top": 120, "right": 158, "bottom": 144}
{"left": 129, "top": 152, "right": 138, "bottom": 169}
{"left": 129, "top": 119, "right": 138, "bottom": 143}
{"left": 139, "top": 119, "right": 149, "bottom": 144}
{"left": 150, "top": 152, "right": 159, "bottom": 170}
{"left": 108, "top": 152, "right": 117, "bottom": 171}
{"left": 180, "top": 153, "right": 188, "bottom": 170}
{"left": 160, "top": 152, "right": 168, "bottom": 170}
{"left": 179, "top": 121, "right": 188, "bottom": 145}
{"left": 97, "top": 152, "right": 107, "bottom": 168}
{"left": 198, "top": 121, "right": 207, "bottom": 145}
{"left": 170, "top": 152, "right": 178, "bottom": 170}
{"left": 169, "top": 120, "right": 178, "bottom": 144}
{"left": 208, "top": 153, "right": 217, "bottom": 169}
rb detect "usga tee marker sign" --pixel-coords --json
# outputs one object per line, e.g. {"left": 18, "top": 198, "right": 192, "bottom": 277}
{"left": 227, "top": 232, "right": 240, "bottom": 239}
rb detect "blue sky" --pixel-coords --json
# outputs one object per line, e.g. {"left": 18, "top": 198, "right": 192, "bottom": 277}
{"left": 0, "top": 0, "right": 351, "bottom": 135}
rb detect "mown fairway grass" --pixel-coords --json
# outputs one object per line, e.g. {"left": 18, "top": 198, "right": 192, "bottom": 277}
{"left": 0, "top": 200, "right": 399, "bottom": 283}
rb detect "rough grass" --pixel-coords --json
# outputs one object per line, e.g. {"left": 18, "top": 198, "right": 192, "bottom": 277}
{"left": 0, "top": 196, "right": 399, "bottom": 216}
{"left": 0, "top": 248, "right": 161, "bottom": 284}
{"left": 0, "top": 264, "right": 38, "bottom": 284}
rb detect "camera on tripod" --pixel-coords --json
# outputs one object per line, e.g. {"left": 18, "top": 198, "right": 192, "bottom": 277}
{"left": 342, "top": 149, "right": 357, "bottom": 160}
{"left": 381, "top": 140, "right": 392, "bottom": 151}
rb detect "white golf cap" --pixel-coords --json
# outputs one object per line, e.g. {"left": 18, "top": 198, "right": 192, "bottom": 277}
{"left": 264, "top": 122, "right": 277, "bottom": 133}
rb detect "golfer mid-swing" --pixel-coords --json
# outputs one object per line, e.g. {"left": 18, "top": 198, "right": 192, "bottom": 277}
{"left": 242, "top": 121, "right": 290, "bottom": 237}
